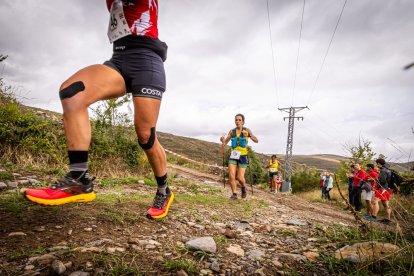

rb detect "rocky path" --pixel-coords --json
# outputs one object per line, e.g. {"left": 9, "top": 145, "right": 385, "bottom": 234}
{"left": 0, "top": 165, "right": 365, "bottom": 276}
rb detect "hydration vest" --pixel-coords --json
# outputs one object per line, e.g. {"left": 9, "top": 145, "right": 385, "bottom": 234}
{"left": 231, "top": 127, "right": 248, "bottom": 149}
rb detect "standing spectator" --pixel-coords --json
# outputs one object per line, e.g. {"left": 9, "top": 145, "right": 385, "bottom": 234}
{"left": 362, "top": 164, "right": 379, "bottom": 218}
{"left": 324, "top": 173, "right": 334, "bottom": 201}
{"left": 344, "top": 165, "right": 355, "bottom": 210}
{"left": 372, "top": 159, "right": 393, "bottom": 224}
{"left": 347, "top": 163, "right": 366, "bottom": 213}
{"left": 320, "top": 172, "right": 325, "bottom": 188}
{"left": 320, "top": 172, "right": 327, "bottom": 199}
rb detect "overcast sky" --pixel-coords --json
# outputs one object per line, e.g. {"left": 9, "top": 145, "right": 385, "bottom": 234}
{"left": 1, "top": 0, "right": 413, "bottom": 162}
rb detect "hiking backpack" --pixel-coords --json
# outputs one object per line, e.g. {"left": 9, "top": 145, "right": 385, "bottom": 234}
{"left": 388, "top": 169, "right": 404, "bottom": 192}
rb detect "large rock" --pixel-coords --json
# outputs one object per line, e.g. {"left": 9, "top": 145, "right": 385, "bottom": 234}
{"left": 335, "top": 241, "right": 400, "bottom": 263}
{"left": 186, "top": 237, "right": 217, "bottom": 253}
{"left": 223, "top": 228, "right": 237, "bottom": 239}
{"left": 68, "top": 272, "right": 90, "bottom": 276}
{"left": 286, "top": 219, "right": 307, "bottom": 226}
{"left": 226, "top": 244, "right": 245, "bottom": 257}
{"left": 274, "top": 253, "right": 306, "bottom": 263}
{"left": 303, "top": 251, "right": 319, "bottom": 262}
{"left": 51, "top": 260, "right": 66, "bottom": 275}
{"left": 0, "top": 182, "right": 7, "bottom": 190}
{"left": 247, "top": 249, "right": 265, "bottom": 261}
{"left": 8, "top": 232, "right": 27, "bottom": 237}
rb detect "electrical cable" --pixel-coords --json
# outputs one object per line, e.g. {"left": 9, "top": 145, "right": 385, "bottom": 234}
{"left": 292, "top": 0, "right": 306, "bottom": 106}
{"left": 306, "top": 0, "right": 348, "bottom": 106}
{"left": 266, "top": 0, "right": 278, "bottom": 107}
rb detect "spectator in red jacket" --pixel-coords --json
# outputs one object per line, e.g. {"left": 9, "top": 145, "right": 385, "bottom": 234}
{"left": 347, "top": 163, "right": 366, "bottom": 212}
{"left": 362, "top": 163, "right": 379, "bottom": 217}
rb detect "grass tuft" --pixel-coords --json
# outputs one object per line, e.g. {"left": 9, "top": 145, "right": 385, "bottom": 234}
{"left": 164, "top": 259, "right": 198, "bottom": 275}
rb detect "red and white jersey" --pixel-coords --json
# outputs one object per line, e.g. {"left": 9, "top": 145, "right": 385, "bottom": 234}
{"left": 106, "top": 0, "right": 159, "bottom": 42}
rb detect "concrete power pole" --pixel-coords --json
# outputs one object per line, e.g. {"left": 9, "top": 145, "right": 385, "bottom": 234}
{"left": 278, "top": 106, "right": 308, "bottom": 192}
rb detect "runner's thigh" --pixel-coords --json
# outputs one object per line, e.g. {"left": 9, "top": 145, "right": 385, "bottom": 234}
{"left": 61, "top": 64, "right": 126, "bottom": 106}
{"left": 133, "top": 97, "right": 161, "bottom": 129}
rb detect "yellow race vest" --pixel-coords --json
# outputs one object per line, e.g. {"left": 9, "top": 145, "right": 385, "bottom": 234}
{"left": 268, "top": 160, "right": 279, "bottom": 172}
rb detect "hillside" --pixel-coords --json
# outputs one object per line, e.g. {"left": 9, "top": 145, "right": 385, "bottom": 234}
{"left": 18, "top": 105, "right": 350, "bottom": 173}
{"left": 158, "top": 132, "right": 347, "bottom": 172}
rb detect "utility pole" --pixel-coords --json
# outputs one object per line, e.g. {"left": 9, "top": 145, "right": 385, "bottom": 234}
{"left": 278, "top": 106, "right": 308, "bottom": 192}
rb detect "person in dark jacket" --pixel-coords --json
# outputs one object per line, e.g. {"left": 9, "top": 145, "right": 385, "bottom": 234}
{"left": 372, "top": 158, "right": 393, "bottom": 224}
{"left": 344, "top": 165, "right": 355, "bottom": 210}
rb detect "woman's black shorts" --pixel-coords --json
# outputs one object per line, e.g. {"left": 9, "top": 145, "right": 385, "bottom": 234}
{"left": 104, "top": 48, "right": 166, "bottom": 100}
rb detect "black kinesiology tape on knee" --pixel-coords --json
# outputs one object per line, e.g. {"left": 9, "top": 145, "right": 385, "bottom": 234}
{"left": 59, "top": 81, "right": 85, "bottom": 100}
{"left": 138, "top": 127, "right": 156, "bottom": 150}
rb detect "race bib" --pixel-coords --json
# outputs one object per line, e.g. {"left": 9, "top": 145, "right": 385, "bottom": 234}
{"left": 230, "top": 150, "right": 241, "bottom": 160}
{"left": 269, "top": 168, "right": 276, "bottom": 173}
{"left": 107, "top": 0, "right": 132, "bottom": 43}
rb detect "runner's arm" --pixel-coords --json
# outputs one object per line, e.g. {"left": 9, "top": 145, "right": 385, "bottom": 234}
{"left": 246, "top": 128, "right": 258, "bottom": 143}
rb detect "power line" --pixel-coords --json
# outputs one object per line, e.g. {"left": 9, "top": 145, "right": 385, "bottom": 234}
{"left": 306, "top": 0, "right": 348, "bottom": 106}
{"left": 292, "top": 0, "right": 306, "bottom": 106}
{"left": 266, "top": 0, "right": 278, "bottom": 107}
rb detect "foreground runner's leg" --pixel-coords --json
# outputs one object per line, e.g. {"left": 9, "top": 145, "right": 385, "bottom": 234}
{"left": 133, "top": 97, "right": 173, "bottom": 219}
{"left": 25, "top": 65, "right": 126, "bottom": 205}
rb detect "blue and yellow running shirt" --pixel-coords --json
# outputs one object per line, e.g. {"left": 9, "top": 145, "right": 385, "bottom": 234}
{"left": 268, "top": 160, "right": 279, "bottom": 172}
{"left": 231, "top": 131, "right": 249, "bottom": 156}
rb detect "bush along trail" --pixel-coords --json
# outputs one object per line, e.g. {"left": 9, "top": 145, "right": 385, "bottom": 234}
{"left": 1, "top": 162, "right": 412, "bottom": 276}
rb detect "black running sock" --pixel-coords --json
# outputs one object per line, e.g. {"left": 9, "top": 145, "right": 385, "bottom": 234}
{"left": 68, "top": 150, "right": 89, "bottom": 184}
{"left": 156, "top": 174, "right": 168, "bottom": 195}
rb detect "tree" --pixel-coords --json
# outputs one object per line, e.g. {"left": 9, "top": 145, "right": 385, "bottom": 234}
{"left": 337, "top": 137, "right": 376, "bottom": 184}
{"left": 91, "top": 95, "right": 132, "bottom": 131}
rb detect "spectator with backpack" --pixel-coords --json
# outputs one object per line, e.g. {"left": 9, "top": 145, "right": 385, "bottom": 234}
{"left": 372, "top": 158, "right": 393, "bottom": 224}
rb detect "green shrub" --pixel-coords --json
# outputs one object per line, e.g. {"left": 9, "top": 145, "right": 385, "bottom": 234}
{"left": 0, "top": 100, "right": 66, "bottom": 163}
{"left": 291, "top": 170, "right": 320, "bottom": 193}
{"left": 0, "top": 90, "right": 149, "bottom": 176}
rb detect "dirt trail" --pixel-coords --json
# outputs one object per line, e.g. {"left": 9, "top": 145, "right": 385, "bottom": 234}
{"left": 168, "top": 164, "right": 356, "bottom": 226}
{"left": 0, "top": 163, "right": 364, "bottom": 275}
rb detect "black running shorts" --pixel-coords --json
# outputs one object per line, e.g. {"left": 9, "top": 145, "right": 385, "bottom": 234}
{"left": 104, "top": 48, "right": 166, "bottom": 100}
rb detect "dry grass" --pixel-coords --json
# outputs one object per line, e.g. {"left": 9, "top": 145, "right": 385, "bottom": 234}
{"left": 297, "top": 188, "right": 343, "bottom": 205}
{"left": 0, "top": 144, "right": 66, "bottom": 170}
{"left": 0, "top": 144, "right": 150, "bottom": 179}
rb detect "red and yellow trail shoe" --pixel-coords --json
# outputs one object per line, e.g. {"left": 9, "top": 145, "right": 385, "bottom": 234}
{"left": 25, "top": 174, "right": 96, "bottom": 206}
{"left": 147, "top": 189, "right": 174, "bottom": 219}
